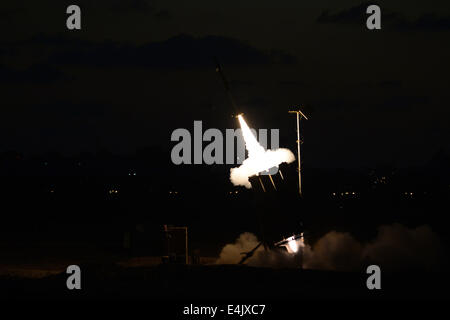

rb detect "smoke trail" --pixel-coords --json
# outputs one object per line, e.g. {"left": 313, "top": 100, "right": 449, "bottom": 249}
{"left": 216, "top": 224, "right": 445, "bottom": 271}
{"left": 230, "top": 115, "right": 295, "bottom": 188}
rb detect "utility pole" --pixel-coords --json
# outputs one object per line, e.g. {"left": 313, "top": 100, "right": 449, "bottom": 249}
{"left": 164, "top": 225, "right": 189, "bottom": 264}
{"left": 288, "top": 109, "right": 308, "bottom": 197}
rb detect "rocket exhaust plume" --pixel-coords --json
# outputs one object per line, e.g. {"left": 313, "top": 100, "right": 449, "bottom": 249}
{"left": 230, "top": 115, "right": 295, "bottom": 188}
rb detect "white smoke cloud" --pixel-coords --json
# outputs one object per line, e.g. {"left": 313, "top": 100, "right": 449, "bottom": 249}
{"left": 230, "top": 115, "right": 295, "bottom": 188}
{"left": 216, "top": 224, "right": 445, "bottom": 271}
{"left": 302, "top": 231, "right": 364, "bottom": 271}
{"left": 216, "top": 232, "right": 303, "bottom": 268}
{"left": 216, "top": 232, "right": 264, "bottom": 265}
{"left": 364, "top": 224, "right": 443, "bottom": 271}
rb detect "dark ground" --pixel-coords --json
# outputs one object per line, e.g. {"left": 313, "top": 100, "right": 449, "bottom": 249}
{"left": 1, "top": 263, "right": 448, "bottom": 302}
{"left": 0, "top": 156, "right": 449, "bottom": 303}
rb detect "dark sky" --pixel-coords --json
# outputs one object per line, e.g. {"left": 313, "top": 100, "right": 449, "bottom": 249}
{"left": 1, "top": 0, "right": 449, "bottom": 167}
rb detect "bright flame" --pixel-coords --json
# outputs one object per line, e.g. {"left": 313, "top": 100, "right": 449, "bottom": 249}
{"left": 284, "top": 234, "right": 304, "bottom": 254}
{"left": 288, "top": 239, "right": 299, "bottom": 253}
{"left": 230, "top": 115, "right": 295, "bottom": 188}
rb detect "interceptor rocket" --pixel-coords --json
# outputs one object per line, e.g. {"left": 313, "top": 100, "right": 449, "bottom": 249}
{"left": 214, "top": 57, "right": 241, "bottom": 118}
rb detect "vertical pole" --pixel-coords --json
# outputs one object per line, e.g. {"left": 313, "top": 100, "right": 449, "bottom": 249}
{"left": 300, "top": 234, "right": 304, "bottom": 269}
{"left": 289, "top": 109, "right": 307, "bottom": 197}
{"left": 185, "top": 227, "right": 189, "bottom": 265}
{"left": 296, "top": 113, "right": 302, "bottom": 196}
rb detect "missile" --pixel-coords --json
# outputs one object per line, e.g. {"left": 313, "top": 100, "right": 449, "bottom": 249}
{"left": 214, "top": 57, "right": 239, "bottom": 115}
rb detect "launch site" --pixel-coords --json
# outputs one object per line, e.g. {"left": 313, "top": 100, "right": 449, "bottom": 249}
{"left": 1, "top": 0, "right": 450, "bottom": 316}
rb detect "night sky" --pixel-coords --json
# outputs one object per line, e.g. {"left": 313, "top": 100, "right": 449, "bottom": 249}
{"left": 1, "top": 0, "right": 449, "bottom": 168}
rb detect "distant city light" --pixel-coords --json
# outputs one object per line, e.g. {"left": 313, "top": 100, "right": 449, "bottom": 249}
{"left": 333, "top": 191, "right": 357, "bottom": 197}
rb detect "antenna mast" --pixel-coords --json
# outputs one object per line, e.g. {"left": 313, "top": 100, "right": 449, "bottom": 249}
{"left": 288, "top": 109, "right": 308, "bottom": 197}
